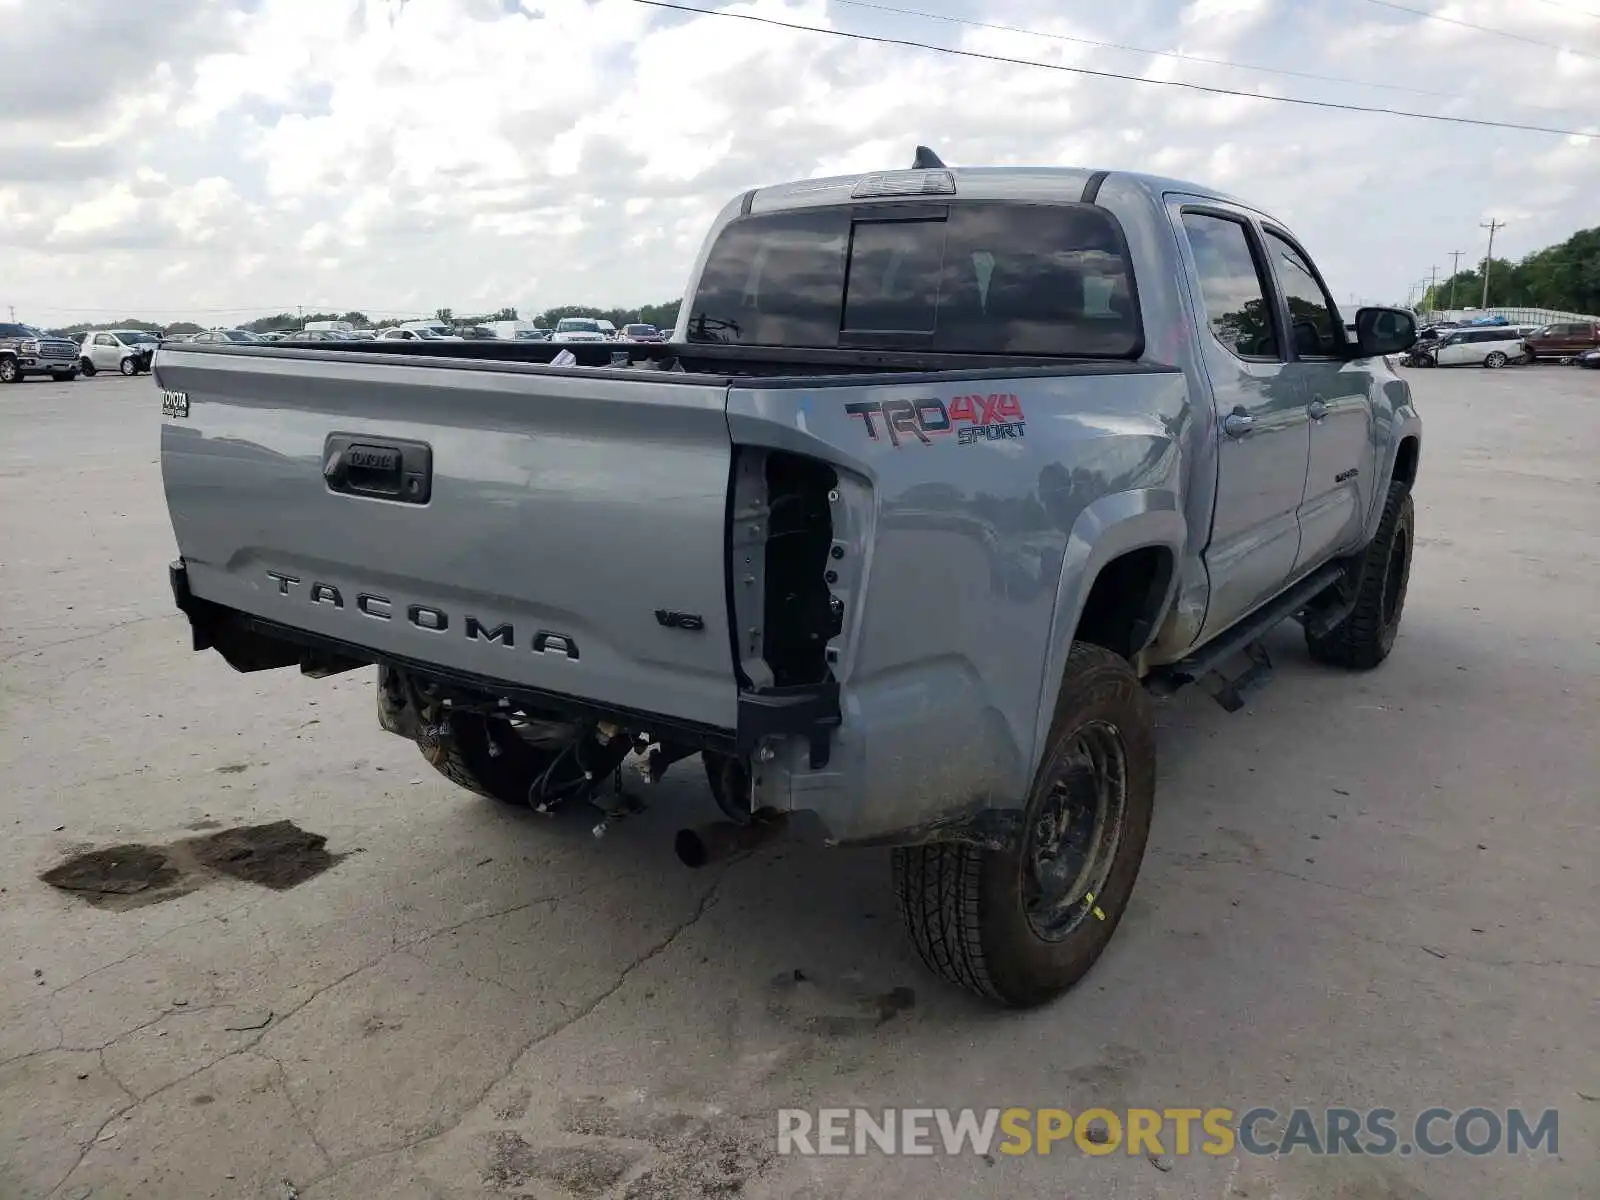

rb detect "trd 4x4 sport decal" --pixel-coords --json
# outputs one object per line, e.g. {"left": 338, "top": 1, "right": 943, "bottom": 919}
{"left": 845, "top": 393, "right": 1026, "bottom": 447}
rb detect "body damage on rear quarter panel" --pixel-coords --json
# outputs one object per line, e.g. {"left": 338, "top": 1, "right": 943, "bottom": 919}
{"left": 728, "top": 368, "right": 1192, "bottom": 845}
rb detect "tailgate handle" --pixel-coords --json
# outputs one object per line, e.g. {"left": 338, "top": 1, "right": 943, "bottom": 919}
{"left": 323, "top": 434, "right": 432, "bottom": 504}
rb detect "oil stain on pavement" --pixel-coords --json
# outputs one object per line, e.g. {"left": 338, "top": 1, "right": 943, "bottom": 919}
{"left": 40, "top": 819, "right": 346, "bottom": 909}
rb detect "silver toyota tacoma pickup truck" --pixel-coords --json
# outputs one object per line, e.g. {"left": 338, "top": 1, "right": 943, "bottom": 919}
{"left": 158, "top": 151, "right": 1422, "bottom": 1007}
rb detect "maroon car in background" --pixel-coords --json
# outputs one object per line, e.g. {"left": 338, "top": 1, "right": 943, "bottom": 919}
{"left": 1524, "top": 320, "right": 1600, "bottom": 362}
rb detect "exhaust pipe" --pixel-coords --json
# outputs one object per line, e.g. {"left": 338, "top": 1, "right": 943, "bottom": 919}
{"left": 675, "top": 813, "right": 788, "bottom": 868}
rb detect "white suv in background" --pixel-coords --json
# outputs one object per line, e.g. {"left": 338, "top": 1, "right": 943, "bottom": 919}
{"left": 1429, "top": 327, "right": 1526, "bottom": 368}
{"left": 552, "top": 317, "right": 607, "bottom": 342}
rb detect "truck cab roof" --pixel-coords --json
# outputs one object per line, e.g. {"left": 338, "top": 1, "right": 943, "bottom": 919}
{"left": 746, "top": 166, "right": 1253, "bottom": 218}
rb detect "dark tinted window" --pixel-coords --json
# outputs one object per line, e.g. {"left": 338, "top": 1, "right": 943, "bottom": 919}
{"left": 0, "top": 324, "right": 30, "bottom": 338}
{"left": 1264, "top": 231, "right": 1339, "bottom": 357}
{"left": 843, "top": 219, "right": 944, "bottom": 333}
{"left": 1180, "top": 212, "right": 1278, "bottom": 360}
{"left": 686, "top": 202, "right": 1140, "bottom": 356}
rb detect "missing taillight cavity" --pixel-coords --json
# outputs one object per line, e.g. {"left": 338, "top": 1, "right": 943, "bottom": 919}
{"left": 762, "top": 451, "right": 842, "bottom": 687}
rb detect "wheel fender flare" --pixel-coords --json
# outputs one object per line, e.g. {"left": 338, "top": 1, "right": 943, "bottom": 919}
{"left": 1029, "top": 490, "right": 1185, "bottom": 776}
{"left": 1362, "top": 404, "right": 1422, "bottom": 543}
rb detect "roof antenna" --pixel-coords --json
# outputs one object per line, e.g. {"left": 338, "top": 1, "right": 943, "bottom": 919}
{"left": 912, "top": 145, "right": 946, "bottom": 169}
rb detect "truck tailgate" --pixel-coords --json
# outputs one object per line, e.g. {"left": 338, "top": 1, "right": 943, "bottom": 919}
{"left": 158, "top": 348, "right": 738, "bottom": 731}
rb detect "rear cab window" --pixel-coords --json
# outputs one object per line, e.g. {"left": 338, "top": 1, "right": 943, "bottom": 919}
{"left": 685, "top": 201, "right": 1142, "bottom": 357}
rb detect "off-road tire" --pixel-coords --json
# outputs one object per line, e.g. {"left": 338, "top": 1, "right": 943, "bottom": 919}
{"left": 417, "top": 712, "right": 556, "bottom": 807}
{"left": 1305, "top": 479, "right": 1414, "bottom": 670}
{"left": 891, "top": 643, "right": 1156, "bottom": 1007}
{"left": 0, "top": 357, "right": 18, "bottom": 384}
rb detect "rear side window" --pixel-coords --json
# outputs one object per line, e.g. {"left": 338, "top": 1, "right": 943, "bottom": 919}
{"left": 1180, "top": 212, "right": 1279, "bottom": 360}
{"left": 686, "top": 202, "right": 1140, "bottom": 357}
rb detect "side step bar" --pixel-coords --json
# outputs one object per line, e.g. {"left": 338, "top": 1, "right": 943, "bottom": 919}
{"left": 1146, "top": 562, "right": 1347, "bottom": 704}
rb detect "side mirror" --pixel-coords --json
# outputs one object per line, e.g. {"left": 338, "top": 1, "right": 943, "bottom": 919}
{"left": 1352, "top": 307, "right": 1416, "bottom": 357}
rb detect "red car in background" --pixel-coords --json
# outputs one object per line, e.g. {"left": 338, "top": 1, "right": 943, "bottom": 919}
{"left": 1524, "top": 320, "right": 1600, "bottom": 362}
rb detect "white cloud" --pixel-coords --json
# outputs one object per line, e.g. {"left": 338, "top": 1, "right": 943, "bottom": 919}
{"left": 1, "top": 0, "right": 1597, "bottom": 324}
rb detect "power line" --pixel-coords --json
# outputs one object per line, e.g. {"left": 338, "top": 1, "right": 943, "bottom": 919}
{"left": 1529, "top": 0, "right": 1600, "bottom": 17}
{"left": 833, "top": 0, "right": 1470, "bottom": 103}
{"left": 629, "top": 0, "right": 1599, "bottom": 139}
{"left": 1356, "top": 0, "right": 1600, "bottom": 61}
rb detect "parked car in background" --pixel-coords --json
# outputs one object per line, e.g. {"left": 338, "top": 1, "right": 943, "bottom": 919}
{"left": 617, "top": 323, "right": 664, "bottom": 343}
{"left": 1575, "top": 348, "right": 1600, "bottom": 370}
{"left": 0, "top": 323, "right": 81, "bottom": 382}
{"left": 304, "top": 320, "right": 354, "bottom": 334}
{"left": 552, "top": 317, "right": 607, "bottom": 342}
{"left": 189, "top": 329, "right": 266, "bottom": 345}
{"left": 399, "top": 320, "right": 459, "bottom": 339}
{"left": 377, "top": 326, "right": 461, "bottom": 342}
{"left": 1524, "top": 320, "right": 1600, "bottom": 363}
{"left": 79, "top": 329, "right": 159, "bottom": 376}
{"left": 293, "top": 329, "right": 350, "bottom": 342}
{"left": 1412, "top": 326, "right": 1525, "bottom": 368}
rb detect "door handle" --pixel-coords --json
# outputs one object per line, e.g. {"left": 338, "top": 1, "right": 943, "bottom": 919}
{"left": 1222, "top": 411, "right": 1254, "bottom": 438}
{"left": 1307, "top": 397, "right": 1329, "bottom": 421}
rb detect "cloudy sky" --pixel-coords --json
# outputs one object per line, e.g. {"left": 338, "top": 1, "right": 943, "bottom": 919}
{"left": 3, "top": 0, "right": 1596, "bottom": 328}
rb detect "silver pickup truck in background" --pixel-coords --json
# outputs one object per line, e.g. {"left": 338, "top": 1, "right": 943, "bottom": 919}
{"left": 158, "top": 150, "right": 1422, "bottom": 1007}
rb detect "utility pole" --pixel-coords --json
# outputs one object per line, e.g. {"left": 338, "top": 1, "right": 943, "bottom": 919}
{"left": 1425, "top": 265, "right": 1439, "bottom": 315}
{"left": 1479, "top": 220, "right": 1506, "bottom": 309}
{"left": 1447, "top": 249, "right": 1465, "bottom": 311}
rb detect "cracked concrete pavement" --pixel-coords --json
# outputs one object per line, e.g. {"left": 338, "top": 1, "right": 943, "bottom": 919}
{"left": 2, "top": 367, "right": 1597, "bottom": 1198}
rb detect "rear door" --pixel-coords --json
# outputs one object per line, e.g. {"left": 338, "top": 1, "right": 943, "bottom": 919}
{"left": 158, "top": 348, "right": 740, "bottom": 731}
{"left": 1563, "top": 323, "right": 1599, "bottom": 354}
{"left": 1174, "top": 207, "right": 1310, "bottom": 638}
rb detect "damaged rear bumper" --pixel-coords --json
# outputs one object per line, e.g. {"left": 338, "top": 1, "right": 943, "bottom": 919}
{"left": 169, "top": 558, "right": 840, "bottom": 765}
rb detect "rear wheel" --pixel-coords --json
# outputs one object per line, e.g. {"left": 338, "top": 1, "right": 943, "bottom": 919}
{"left": 80, "top": 358, "right": 97, "bottom": 377}
{"left": 1484, "top": 351, "right": 1507, "bottom": 368}
{"left": 892, "top": 643, "right": 1156, "bottom": 1007}
{"left": 1305, "top": 479, "right": 1413, "bottom": 670}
